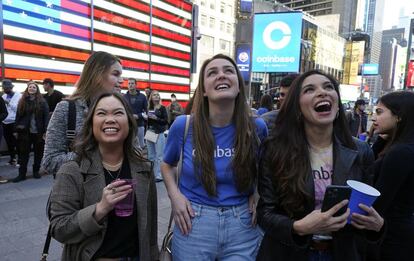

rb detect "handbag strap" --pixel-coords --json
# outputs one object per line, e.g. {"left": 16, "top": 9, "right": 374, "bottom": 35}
{"left": 166, "top": 115, "right": 190, "bottom": 232}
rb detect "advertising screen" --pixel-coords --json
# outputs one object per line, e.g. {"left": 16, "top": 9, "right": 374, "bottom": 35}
{"left": 362, "top": 64, "right": 379, "bottom": 75}
{"left": 407, "top": 61, "right": 414, "bottom": 88}
{"left": 240, "top": 0, "right": 252, "bottom": 13}
{"left": 252, "top": 12, "right": 303, "bottom": 72}
{"left": 236, "top": 44, "right": 251, "bottom": 82}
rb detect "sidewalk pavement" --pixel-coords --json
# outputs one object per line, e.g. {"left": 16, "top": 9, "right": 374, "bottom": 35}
{"left": 0, "top": 155, "right": 171, "bottom": 260}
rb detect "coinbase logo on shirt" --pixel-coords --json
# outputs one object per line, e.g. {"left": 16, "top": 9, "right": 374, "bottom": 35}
{"left": 252, "top": 12, "right": 303, "bottom": 73}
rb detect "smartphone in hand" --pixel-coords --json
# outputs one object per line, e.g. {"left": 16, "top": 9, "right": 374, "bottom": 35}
{"left": 321, "top": 185, "right": 351, "bottom": 217}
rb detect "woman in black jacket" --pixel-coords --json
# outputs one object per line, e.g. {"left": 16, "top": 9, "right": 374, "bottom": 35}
{"left": 369, "top": 91, "right": 414, "bottom": 261}
{"left": 257, "top": 70, "right": 383, "bottom": 261}
{"left": 12, "top": 81, "right": 49, "bottom": 182}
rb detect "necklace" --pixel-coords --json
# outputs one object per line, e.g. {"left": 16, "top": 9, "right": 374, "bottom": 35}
{"left": 103, "top": 160, "right": 123, "bottom": 180}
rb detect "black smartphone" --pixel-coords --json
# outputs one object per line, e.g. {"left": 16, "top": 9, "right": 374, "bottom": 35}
{"left": 321, "top": 185, "right": 351, "bottom": 217}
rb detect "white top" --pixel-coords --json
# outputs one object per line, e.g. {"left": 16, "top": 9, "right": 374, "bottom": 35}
{"left": 2, "top": 92, "right": 22, "bottom": 124}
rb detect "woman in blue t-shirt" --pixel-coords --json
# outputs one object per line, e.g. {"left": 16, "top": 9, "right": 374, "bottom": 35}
{"left": 162, "top": 54, "right": 268, "bottom": 260}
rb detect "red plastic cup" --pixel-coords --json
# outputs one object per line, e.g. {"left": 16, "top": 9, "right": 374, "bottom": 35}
{"left": 114, "top": 179, "right": 136, "bottom": 217}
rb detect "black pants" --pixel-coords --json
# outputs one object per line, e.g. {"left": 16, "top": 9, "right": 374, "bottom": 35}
{"left": 18, "top": 132, "right": 44, "bottom": 175}
{"left": 2, "top": 123, "right": 17, "bottom": 161}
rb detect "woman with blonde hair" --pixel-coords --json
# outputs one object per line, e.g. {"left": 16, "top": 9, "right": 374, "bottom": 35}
{"left": 146, "top": 90, "right": 168, "bottom": 182}
{"left": 12, "top": 81, "right": 49, "bottom": 182}
{"left": 42, "top": 51, "right": 123, "bottom": 177}
{"left": 162, "top": 54, "right": 267, "bottom": 260}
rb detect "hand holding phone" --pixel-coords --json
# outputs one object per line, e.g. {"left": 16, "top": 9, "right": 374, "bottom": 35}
{"left": 321, "top": 185, "right": 351, "bottom": 217}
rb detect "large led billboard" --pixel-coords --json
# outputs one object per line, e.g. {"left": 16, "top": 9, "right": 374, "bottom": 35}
{"left": 252, "top": 12, "right": 303, "bottom": 73}
{"left": 1, "top": 0, "right": 192, "bottom": 105}
{"left": 240, "top": 0, "right": 252, "bottom": 13}
{"left": 407, "top": 61, "right": 414, "bottom": 88}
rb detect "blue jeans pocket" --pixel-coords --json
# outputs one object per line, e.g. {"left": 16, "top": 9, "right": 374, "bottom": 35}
{"left": 238, "top": 208, "right": 253, "bottom": 229}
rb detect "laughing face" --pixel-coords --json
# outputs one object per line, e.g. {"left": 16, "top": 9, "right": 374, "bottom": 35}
{"left": 299, "top": 74, "right": 339, "bottom": 128}
{"left": 27, "top": 82, "right": 39, "bottom": 95}
{"left": 92, "top": 96, "right": 129, "bottom": 147}
{"left": 203, "top": 58, "right": 240, "bottom": 102}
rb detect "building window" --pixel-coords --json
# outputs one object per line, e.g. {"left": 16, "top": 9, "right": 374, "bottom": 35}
{"left": 226, "top": 4, "right": 233, "bottom": 16}
{"left": 200, "top": 35, "right": 214, "bottom": 51}
{"left": 201, "top": 15, "right": 207, "bottom": 27}
{"left": 219, "top": 39, "right": 231, "bottom": 54}
{"left": 226, "top": 23, "right": 232, "bottom": 34}
{"left": 210, "top": 1, "right": 215, "bottom": 10}
{"left": 220, "top": 2, "right": 225, "bottom": 13}
{"left": 200, "top": 0, "right": 206, "bottom": 7}
{"left": 209, "top": 17, "right": 215, "bottom": 29}
{"left": 220, "top": 21, "right": 225, "bottom": 32}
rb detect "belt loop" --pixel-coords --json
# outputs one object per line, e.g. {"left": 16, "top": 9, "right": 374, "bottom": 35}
{"left": 232, "top": 205, "right": 238, "bottom": 217}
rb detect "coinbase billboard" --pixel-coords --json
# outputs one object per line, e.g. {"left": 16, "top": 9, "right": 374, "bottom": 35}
{"left": 252, "top": 12, "right": 303, "bottom": 72}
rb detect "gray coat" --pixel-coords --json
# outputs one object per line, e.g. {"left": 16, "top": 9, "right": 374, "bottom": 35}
{"left": 49, "top": 149, "right": 159, "bottom": 261}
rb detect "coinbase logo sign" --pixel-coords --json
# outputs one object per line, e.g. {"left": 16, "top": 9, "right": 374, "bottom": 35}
{"left": 252, "top": 12, "right": 303, "bottom": 73}
{"left": 263, "top": 21, "right": 291, "bottom": 50}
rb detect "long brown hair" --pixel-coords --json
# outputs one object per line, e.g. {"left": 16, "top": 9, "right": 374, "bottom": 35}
{"left": 192, "top": 54, "right": 258, "bottom": 196}
{"left": 70, "top": 51, "right": 121, "bottom": 103}
{"left": 73, "top": 92, "right": 140, "bottom": 162}
{"left": 263, "top": 70, "right": 355, "bottom": 216}
{"left": 17, "top": 81, "right": 44, "bottom": 114}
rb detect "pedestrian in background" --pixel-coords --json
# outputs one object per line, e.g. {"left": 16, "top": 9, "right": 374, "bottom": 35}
{"left": 167, "top": 93, "right": 184, "bottom": 126}
{"left": 261, "top": 73, "right": 299, "bottom": 133}
{"left": 42, "top": 51, "right": 124, "bottom": 177}
{"left": 368, "top": 91, "right": 414, "bottom": 261}
{"left": 162, "top": 54, "right": 267, "bottom": 260}
{"left": 257, "top": 70, "right": 383, "bottom": 261}
{"left": 1, "top": 79, "right": 22, "bottom": 166}
{"left": 49, "top": 93, "right": 158, "bottom": 261}
{"left": 257, "top": 94, "right": 273, "bottom": 116}
{"left": 0, "top": 96, "right": 8, "bottom": 183}
{"left": 42, "top": 78, "right": 63, "bottom": 116}
{"left": 12, "top": 81, "right": 49, "bottom": 182}
{"left": 146, "top": 90, "right": 168, "bottom": 182}
{"left": 348, "top": 99, "right": 368, "bottom": 139}
{"left": 124, "top": 78, "right": 147, "bottom": 149}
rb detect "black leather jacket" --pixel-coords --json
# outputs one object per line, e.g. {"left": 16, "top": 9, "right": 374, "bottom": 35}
{"left": 257, "top": 137, "right": 377, "bottom": 261}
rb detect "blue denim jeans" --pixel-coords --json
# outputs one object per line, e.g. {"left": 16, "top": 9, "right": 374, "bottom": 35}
{"left": 172, "top": 202, "right": 262, "bottom": 261}
{"left": 146, "top": 133, "right": 165, "bottom": 180}
{"left": 136, "top": 126, "right": 145, "bottom": 149}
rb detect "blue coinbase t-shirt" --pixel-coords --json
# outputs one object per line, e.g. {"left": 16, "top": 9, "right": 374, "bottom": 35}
{"left": 163, "top": 115, "right": 268, "bottom": 207}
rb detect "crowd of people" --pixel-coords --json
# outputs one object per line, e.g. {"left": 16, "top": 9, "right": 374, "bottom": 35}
{"left": 0, "top": 51, "right": 413, "bottom": 261}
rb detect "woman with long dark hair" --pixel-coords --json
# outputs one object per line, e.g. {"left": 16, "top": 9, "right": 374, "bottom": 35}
{"left": 368, "top": 91, "right": 414, "bottom": 260}
{"left": 257, "top": 94, "right": 273, "bottom": 116}
{"left": 12, "top": 81, "right": 49, "bottom": 182}
{"left": 49, "top": 92, "right": 158, "bottom": 260}
{"left": 161, "top": 54, "right": 267, "bottom": 260}
{"left": 257, "top": 70, "right": 383, "bottom": 261}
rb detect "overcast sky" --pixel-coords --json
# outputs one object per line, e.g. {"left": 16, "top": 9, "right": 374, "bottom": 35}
{"left": 382, "top": 0, "right": 414, "bottom": 30}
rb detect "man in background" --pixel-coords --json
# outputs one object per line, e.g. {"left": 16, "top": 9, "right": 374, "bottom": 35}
{"left": 348, "top": 99, "right": 368, "bottom": 138}
{"left": 167, "top": 93, "right": 184, "bottom": 127}
{"left": 261, "top": 73, "right": 299, "bottom": 133}
{"left": 43, "top": 78, "right": 63, "bottom": 116}
{"left": 124, "top": 78, "right": 148, "bottom": 149}
{"left": 1, "top": 79, "right": 22, "bottom": 166}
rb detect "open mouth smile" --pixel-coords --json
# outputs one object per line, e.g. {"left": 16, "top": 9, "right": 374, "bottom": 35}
{"left": 215, "top": 84, "right": 230, "bottom": 91}
{"left": 102, "top": 127, "right": 119, "bottom": 133}
{"left": 314, "top": 101, "right": 332, "bottom": 113}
